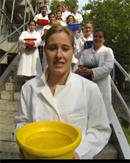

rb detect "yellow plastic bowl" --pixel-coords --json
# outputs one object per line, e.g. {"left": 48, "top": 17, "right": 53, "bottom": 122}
{"left": 16, "top": 121, "right": 82, "bottom": 159}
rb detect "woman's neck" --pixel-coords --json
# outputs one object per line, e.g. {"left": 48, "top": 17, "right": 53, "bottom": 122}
{"left": 85, "top": 33, "right": 92, "bottom": 40}
{"left": 93, "top": 45, "right": 103, "bottom": 52}
{"left": 47, "top": 70, "right": 70, "bottom": 94}
{"left": 29, "top": 29, "right": 34, "bottom": 33}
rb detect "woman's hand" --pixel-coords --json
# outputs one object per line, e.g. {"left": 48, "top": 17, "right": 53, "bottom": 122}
{"left": 73, "top": 152, "right": 80, "bottom": 159}
{"left": 19, "top": 149, "right": 25, "bottom": 159}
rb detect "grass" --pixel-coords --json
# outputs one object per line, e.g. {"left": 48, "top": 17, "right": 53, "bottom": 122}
{"left": 115, "top": 108, "right": 130, "bottom": 145}
{"left": 122, "top": 125, "right": 130, "bottom": 145}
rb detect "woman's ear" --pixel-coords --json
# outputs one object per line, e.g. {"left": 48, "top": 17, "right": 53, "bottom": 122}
{"left": 43, "top": 46, "right": 46, "bottom": 55}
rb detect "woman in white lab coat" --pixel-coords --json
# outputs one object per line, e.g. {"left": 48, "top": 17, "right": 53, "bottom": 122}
{"left": 17, "top": 20, "right": 42, "bottom": 82}
{"left": 15, "top": 25, "right": 111, "bottom": 159}
{"left": 77, "top": 29, "right": 114, "bottom": 123}
{"left": 66, "top": 15, "right": 84, "bottom": 68}
{"left": 82, "top": 21, "right": 94, "bottom": 50}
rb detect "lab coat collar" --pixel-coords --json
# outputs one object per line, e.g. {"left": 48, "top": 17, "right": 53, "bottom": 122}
{"left": 27, "top": 29, "right": 36, "bottom": 34}
{"left": 92, "top": 45, "right": 105, "bottom": 54}
{"left": 40, "top": 67, "right": 72, "bottom": 116}
{"left": 40, "top": 67, "right": 72, "bottom": 86}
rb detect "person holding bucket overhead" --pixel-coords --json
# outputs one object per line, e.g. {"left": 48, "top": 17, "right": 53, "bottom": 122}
{"left": 17, "top": 20, "right": 42, "bottom": 82}
{"left": 14, "top": 25, "right": 111, "bottom": 159}
{"left": 83, "top": 21, "right": 94, "bottom": 49}
{"left": 76, "top": 29, "right": 114, "bottom": 123}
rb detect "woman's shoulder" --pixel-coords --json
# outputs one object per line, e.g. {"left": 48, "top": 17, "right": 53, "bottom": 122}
{"left": 21, "top": 31, "right": 28, "bottom": 34}
{"left": 22, "top": 75, "right": 43, "bottom": 90}
{"left": 103, "top": 45, "right": 113, "bottom": 51}
{"left": 71, "top": 73, "right": 98, "bottom": 88}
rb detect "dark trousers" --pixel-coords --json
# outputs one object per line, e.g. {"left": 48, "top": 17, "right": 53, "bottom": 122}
{"left": 38, "top": 46, "right": 43, "bottom": 65}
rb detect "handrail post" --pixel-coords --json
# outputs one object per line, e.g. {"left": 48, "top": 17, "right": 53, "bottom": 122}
{"left": 0, "top": 21, "right": 29, "bottom": 45}
{"left": 111, "top": 80, "right": 130, "bottom": 119}
{"left": 112, "top": 64, "right": 116, "bottom": 108}
{"left": 23, "top": 0, "right": 27, "bottom": 31}
{"left": 0, "top": 0, "right": 6, "bottom": 33}
{"left": 11, "top": 0, "right": 16, "bottom": 23}
{"left": 114, "top": 59, "right": 130, "bottom": 82}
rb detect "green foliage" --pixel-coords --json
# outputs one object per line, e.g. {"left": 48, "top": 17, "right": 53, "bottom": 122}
{"left": 82, "top": 0, "right": 130, "bottom": 69}
{"left": 50, "top": 0, "right": 78, "bottom": 13}
{"left": 115, "top": 108, "right": 130, "bottom": 145}
{"left": 50, "top": 0, "right": 63, "bottom": 13}
{"left": 122, "top": 125, "right": 130, "bottom": 145}
{"left": 63, "top": 0, "right": 79, "bottom": 12}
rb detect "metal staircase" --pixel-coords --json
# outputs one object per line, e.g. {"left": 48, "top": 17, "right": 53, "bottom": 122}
{"left": 0, "top": 0, "right": 130, "bottom": 159}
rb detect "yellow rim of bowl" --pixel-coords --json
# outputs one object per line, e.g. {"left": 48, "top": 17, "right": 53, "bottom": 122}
{"left": 16, "top": 121, "right": 82, "bottom": 158}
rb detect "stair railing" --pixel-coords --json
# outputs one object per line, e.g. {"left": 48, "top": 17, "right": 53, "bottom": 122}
{"left": 11, "top": 0, "right": 16, "bottom": 23}
{"left": 0, "top": 0, "right": 40, "bottom": 87}
{"left": 114, "top": 59, "right": 130, "bottom": 82}
{"left": 110, "top": 59, "right": 130, "bottom": 158}
{"left": 111, "top": 105, "right": 130, "bottom": 159}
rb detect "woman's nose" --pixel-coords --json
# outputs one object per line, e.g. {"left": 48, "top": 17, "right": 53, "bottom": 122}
{"left": 56, "top": 49, "right": 62, "bottom": 59}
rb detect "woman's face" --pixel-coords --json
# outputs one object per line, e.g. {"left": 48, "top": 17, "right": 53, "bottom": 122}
{"left": 44, "top": 31, "right": 74, "bottom": 76}
{"left": 49, "top": 14, "right": 56, "bottom": 24}
{"left": 93, "top": 31, "right": 105, "bottom": 48}
{"left": 29, "top": 22, "right": 36, "bottom": 31}
{"left": 67, "top": 16, "right": 74, "bottom": 24}
{"left": 56, "top": 11, "right": 62, "bottom": 20}
{"left": 84, "top": 23, "right": 93, "bottom": 36}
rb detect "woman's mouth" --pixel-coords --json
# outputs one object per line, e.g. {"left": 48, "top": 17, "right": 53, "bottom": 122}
{"left": 53, "top": 61, "right": 65, "bottom": 67}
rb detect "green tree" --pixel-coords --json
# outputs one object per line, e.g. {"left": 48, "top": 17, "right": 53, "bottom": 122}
{"left": 82, "top": 0, "right": 130, "bottom": 69}
{"left": 50, "top": 0, "right": 78, "bottom": 13}
{"left": 63, "top": 0, "right": 78, "bottom": 12}
{"left": 50, "top": 0, "right": 64, "bottom": 13}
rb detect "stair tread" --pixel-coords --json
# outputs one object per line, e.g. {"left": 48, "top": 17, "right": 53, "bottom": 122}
{"left": 0, "top": 99, "right": 19, "bottom": 103}
{"left": 94, "top": 143, "right": 118, "bottom": 159}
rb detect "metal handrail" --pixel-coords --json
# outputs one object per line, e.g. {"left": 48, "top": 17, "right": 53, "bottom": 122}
{"left": 111, "top": 106, "right": 130, "bottom": 159}
{"left": 0, "top": 21, "right": 29, "bottom": 45}
{"left": 0, "top": 49, "right": 20, "bottom": 87}
{"left": 0, "top": 43, "right": 18, "bottom": 63}
{"left": 0, "top": 8, "right": 13, "bottom": 25}
{"left": 0, "top": 0, "right": 6, "bottom": 33}
{"left": 111, "top": 80, "right": 130, "bottom": 113}
{"left": 114, "top": 59, "right": 130, "bottom": 82}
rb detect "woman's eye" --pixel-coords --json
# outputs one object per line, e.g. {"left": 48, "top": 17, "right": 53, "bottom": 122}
{"left": 48, "top": 47, "right": 56, "bottom": 51}
{"left": 63, "top": 47, "right": 70, "bottom": 51}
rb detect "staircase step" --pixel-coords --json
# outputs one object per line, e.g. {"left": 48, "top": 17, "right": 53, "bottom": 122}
{"left": 0, "top": 141, "right": 19, "bottom": 154}
{"left": 5, "top": 83, "right": 22, "bottom": 91}
{"left": 0, "top": 91, "right": 20, "bottom": 100}
{"left": 0, "top": 111, "right": 17, "bottom": 125}
{"left": 0, "top": 100, "right": 19, "bottom": 111}
{"left": 0, "top": 132, "right": 15, "bottom": 142}
{"left": 0, "top": 124, "right": 15, "bottom": 133}
{"left": 0, "top": 152, "right": 20, "bottom": 159}
{"left": 9, "top": 76, "right": 24, "bottom": 83}
{"left": 14, "top": 92, "right": 20, "bottom": 101}
{"left": 94, "top": 144, "right": 118, "bottom": 159}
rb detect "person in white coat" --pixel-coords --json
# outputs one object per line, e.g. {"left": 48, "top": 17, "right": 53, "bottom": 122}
{"left": 34, "top": 5, "right": 48, "bottom": 34}
{"left": 34, "top": 5, "right": 49, "bottom": 64}
{"left": 17, "top": 20, "right": 42, "bottom": 82}
{"left": 76, "top": 29, "right": 114, "bottom": 123}
{"left": 66, "top": 15, "right": 84, "bottom": 69}
{"left": 71, "top": 6, "right": 83, "bottom": 23}
{"left": 15, "top": 25, "right": 111, "bottom": 159}
{"left": 81, "top": 21, "right": 94, "bottom": 50}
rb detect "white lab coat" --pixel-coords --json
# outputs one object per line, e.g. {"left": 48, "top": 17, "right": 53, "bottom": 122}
{"left": 74, "top": 37, "right": 84, "bottom": 60}
{"left": 71, "top": 12, "right": 83, "bottom": 23}
{"left": 15, "top": 69, "right": 111, "bottom": 159}
{"left": 62, "top": 11, "right": 71, "bottom": 22}
{"left": 78, "top": 45, "right": 114, "bottom": 122}
{"left": 34, "top": 13, "right": 48, "bottom": 36}
{"left": 17, "top": 30, "right": 42, "bottom": 76}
